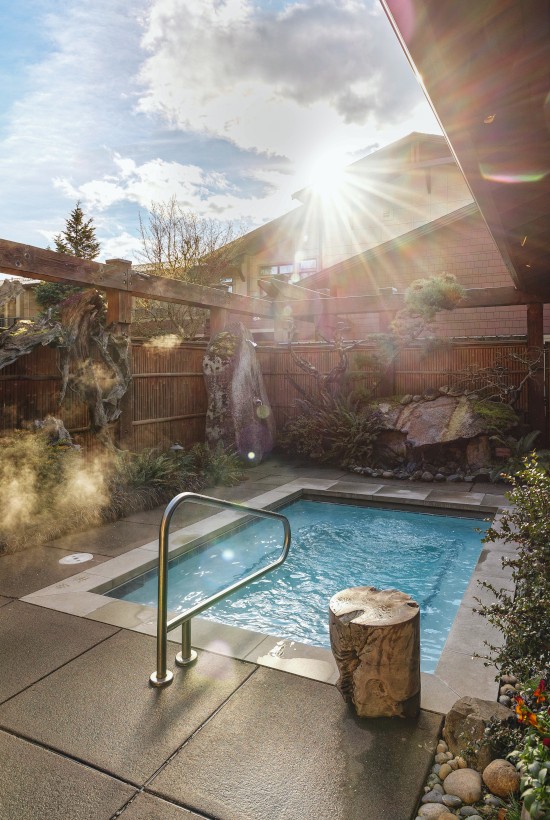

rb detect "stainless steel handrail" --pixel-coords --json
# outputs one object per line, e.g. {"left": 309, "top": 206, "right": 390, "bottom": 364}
{"left": 150, "top": 491, "right": 291, "bottom": 687}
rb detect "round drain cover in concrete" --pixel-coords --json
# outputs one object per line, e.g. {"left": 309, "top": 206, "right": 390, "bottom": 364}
{"left": 59, "top": 553, "right": 94, "bottom": 565}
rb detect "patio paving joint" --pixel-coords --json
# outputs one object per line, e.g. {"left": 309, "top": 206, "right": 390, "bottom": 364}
{"left": 0, "top": 723, "right": 140, "bottom": 793}
{"left": 142, "top": 663, "right": 261, "bottom": 791}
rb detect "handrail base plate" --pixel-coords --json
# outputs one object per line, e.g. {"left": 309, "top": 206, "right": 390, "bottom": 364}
{"left": 175, "top": 649, "right": 198, "bottom": 667}
{"left": 149, "top": 670, "right": 174, "bottom": 688}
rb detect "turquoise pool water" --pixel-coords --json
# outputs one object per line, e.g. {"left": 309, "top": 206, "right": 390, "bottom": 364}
{"left": 109, "top": 499, "right": 488, "bottom": 673}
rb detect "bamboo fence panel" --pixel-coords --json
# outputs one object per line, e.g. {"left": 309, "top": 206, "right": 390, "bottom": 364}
{"left": 0, "top": 338, "right": 542, "bottom": 451}
{"left": 130, "top": 341, "right": 207, "bottom": 449}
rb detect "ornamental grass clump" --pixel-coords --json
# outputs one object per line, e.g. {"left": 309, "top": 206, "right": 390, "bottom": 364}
{"left": 107, "top": 442, "right": 244, "bottom": 519}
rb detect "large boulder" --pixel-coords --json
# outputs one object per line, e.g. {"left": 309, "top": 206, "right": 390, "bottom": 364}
{"left": 203, "top": 323, "right": 275, "bottom": 465}
{"left": 374, "top": 396, "right": 517, "bottom": 467}
{"left": 377, "top": 395, "right": 516, "bottom": 448}
{"left": 443, "top": 696, "right": 514, "bottom": 771}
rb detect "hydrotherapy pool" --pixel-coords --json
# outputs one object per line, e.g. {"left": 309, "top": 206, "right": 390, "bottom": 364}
{"left": 109, "top": 499, "right": 489, "bottom": 674}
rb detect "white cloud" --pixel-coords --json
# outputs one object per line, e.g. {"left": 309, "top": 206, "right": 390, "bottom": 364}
{"left": 53, "top": 153, "right": 299, "bottom": 226}
{"left": 0, "top": 0, "right": 440, "bottom": 255}
{"left": 137, "top": 0, "right": 432, "bottom": 163}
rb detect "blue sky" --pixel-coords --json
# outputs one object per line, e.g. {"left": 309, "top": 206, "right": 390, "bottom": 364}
{"left": 0, "top": 0, "right": 440, "bottom": 263}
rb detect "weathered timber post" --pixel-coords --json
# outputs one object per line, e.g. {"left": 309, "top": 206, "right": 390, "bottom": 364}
{"left": 209, "top": 307, "right": 228, "bottom": 337}
{"left": 105, "top": 258, "right": 133, "bottom": 449}
{"left": 377, "top": 289, "right": 398, "bottom": 397}
{"left": 329, "top": 586, "right": 421, "bottom": 718}
{"left": 526, "top": 303, "right": 546, "bottom": 445}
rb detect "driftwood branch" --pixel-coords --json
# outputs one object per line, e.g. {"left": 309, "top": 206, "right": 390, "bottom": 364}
{"left": 445, "top": 349, "right": 544, "bottom": 407}
{"left": 0, "top": 290, "right": 130, "bottom": 445}
{"left": 0, "top": 316, "right": 64, "bottom": 369}
{"left": 287, "top": 332, "right": 367, "bottom": 403}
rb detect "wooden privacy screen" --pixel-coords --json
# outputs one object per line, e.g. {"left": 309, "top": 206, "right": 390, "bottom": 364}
{"left": 0, "top": 339, "right": 540, "bottom": 452}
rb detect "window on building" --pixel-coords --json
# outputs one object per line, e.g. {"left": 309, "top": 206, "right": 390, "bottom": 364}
{"left": 259, "top": 263, "right": 293, "bottom": 277}
{"left": 299, "top": 258, "right": 317, "bottom": 273}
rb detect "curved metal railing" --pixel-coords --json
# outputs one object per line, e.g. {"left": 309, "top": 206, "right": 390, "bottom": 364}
{"left": 150, "top": 491, "right": 291, "bottom": 687}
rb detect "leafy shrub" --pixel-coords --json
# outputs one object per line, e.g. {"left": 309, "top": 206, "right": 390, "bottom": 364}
{"left": 475, "top": 456, "right": 550, "bottom": 680}
{"left": 279, "top": 400, "right": 383, "bottom": 468}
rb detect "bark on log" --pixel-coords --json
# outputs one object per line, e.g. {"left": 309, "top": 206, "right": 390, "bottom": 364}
{"left": 329, "top": 586, "right": 421, "bottom": 718}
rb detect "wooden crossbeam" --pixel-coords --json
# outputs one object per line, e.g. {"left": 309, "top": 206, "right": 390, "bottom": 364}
{"left": 2, "top": 238, "right": 549, "bottom": 324}
{"left": 272, "top": 285, "right": 550, "bottom": 318}
{"left": 0, "top": 238, "right": 273, "bottom": 318}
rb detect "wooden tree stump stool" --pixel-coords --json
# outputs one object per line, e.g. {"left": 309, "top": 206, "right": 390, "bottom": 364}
{"left": 329, "top": 586, "right": 421, "bottom": 718}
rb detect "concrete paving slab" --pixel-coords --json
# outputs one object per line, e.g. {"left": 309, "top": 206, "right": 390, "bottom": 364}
{"left": 323, "top": 481, "right": 385, "bottom": 497}
{"left": 119, "top": 792, "right": 204, "bottom": 819}
{"left": 47, "top": 519, "right": 160, "bottom": 557}
{"left": 472, "top": 482, "right": 509, "bottom": 496}
{"left": 245, "top": 635, "right": 339, "bottom": 684}
{"left": 435, "top": 650, "right": 498, "bottom": 701}
{"left": 187, "top": 617, "right": 268, "bottom": 660}
{"left": 0, "top": 629, "right": 256, "bottom": 786}
{"left": 0, "top": 595, "right": 11, "bottom": 607}
{"left": 420, "top": 672, "right": 461, "bottom": 715}
{"left": 148, "top": 667, "right": 442, "bottom": 820}
{"left": 0, "top": 545, "right": 111, "bottom": 598}
{"left": 475, "top": 547, "right": 515, "bottom": 579}
{"left": 441, "top": 603, "right": 503, "bottom": 657}
{"left": 0, "top": 729, "right": 135, "bottom": 820}
{"left": 460, "top": 574, "right": 514, "bottom": 611}
{"left": 371, "top": 486, "right": 432, "bottom": 501}
{"left": 0, "top": 601, "right": 118, "bottom": 704}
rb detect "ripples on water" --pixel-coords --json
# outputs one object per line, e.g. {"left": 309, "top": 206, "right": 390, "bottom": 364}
{"left": 110, "top": 500, "right": 487, "bottom": 673}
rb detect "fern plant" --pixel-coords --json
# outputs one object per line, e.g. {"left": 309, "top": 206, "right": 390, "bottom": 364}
{"left": 280, "top": 399, "right": 383, "bottom": 468}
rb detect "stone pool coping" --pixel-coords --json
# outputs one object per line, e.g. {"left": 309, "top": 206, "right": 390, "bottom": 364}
{"left": 22, "top": 478, "right": 514, "bottom": 715}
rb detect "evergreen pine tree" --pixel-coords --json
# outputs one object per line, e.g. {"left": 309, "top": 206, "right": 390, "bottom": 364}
{"left": 36, "top": 203, "right": 101, "bottom": 312}
{"left": 54, "top": 202, "right": 101, "bottom": 259}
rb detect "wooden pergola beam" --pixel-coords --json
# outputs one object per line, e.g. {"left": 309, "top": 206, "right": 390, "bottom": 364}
{"left": 274, "top": 285, "right": 550, "bottom": 319}
{"left": 0, "top": 238, "right": 273, "bottom": 318}
{"left": 3, "top": 238, "right": 549, "bottom": 325}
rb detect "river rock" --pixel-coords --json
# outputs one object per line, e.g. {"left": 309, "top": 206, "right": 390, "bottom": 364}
{"left": 442, "top": 794, "right": 462, "bottom": 809}
{"left": 482, "top": 758, "right": 520, "bottom": 798}
{"left": 443, "top": 769, "right": 482, "bottom": 804}
{"left": 418, "top": 804, "right": 451, "bottom": 818}
{"left": 443, "top": 697, "right": 513, "bottom": 771}
{"left": 203, "top": 322, "right": 275, "bottom": 465}
{"left": 438, "top": 763, "right": 452, "bottom": 780}
{"left": 422, "top": 791, "right": 444, "bottom": 804}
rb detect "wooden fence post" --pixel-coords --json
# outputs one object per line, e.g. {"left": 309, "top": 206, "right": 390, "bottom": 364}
{"left": 209, "top": 307, "right": 228, "bottom": 337}
{"left": 105, "top": 259, "right": 134, "bottom": 449}
{"left": 526, "top": 302, "right": 546, "bottom": 445}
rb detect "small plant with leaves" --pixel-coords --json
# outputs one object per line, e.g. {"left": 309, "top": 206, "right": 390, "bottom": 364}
{"left": 509, "top": 678, "right": 550, "bottom": 819}
{"left": 188, "top": 442, "right": 245, "bottom": 487}
{"left": 489, "top": 431, "right": 550, "bottom": 482}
